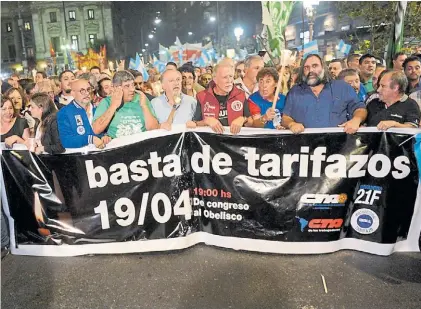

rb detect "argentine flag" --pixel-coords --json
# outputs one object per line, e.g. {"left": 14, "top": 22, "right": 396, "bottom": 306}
{"left": 136, "top": 53, "right": 149, "bottom": 81}
{"left": 129, "top": 57, "right": 137, "bottom": 70}
{"left": 338, "top": 40, "right": 351, "bottom": 55}
{"left": 297, "top": 40, "right": 319, "bottom": 58}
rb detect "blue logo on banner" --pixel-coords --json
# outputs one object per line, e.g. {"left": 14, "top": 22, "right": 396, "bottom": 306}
{"left": 357, "top": 214, "right": 373, "bottom": 229}
{"left": 296, "top": 216, "right": 308, "bottom": 232}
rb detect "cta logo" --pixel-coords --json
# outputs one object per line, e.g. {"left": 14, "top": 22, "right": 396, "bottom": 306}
{"left": 300, "top": 193, "right": 348, "bottom": 209}
{"left": 296, "top": 217, "right": 343, "bottom": 232}
{"left": 351, "top": 208, "right": 380, "bottom": 235}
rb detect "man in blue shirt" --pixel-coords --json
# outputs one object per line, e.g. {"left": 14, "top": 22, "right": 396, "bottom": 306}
{"left": 281, "top": 54, "right": 367, "bottom": 134}
{"left": 57, "top": 79, "right": 111, "bottom": 149}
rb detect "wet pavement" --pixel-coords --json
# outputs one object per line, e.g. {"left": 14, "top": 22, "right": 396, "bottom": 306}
{"left": 1, "top": 245, "right": 421, "bottom": 309}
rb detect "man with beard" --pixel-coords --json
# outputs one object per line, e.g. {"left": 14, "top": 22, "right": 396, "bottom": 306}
{"left": 359, "top": 54, "right": 377, "bottom": 92}
{"left": 366, "top": 70, "right": 420, "bottom": 129}
{"left": 403, "top": 56, "right": 421, "bottom": 94}
{"left": 338, "top": 69, "right": 368, "bottom": 102}
{"left": 235, "top": 55, "right": 264, "bottom": 99}
{"left": 281, "top": 54, "right": 367, "bottom": 134}
{"left": 57, "top": 79, "right": 111, "bottom": 149}
{"left": 54, "top": 70, "right": 75, "bottom": 109}
{"left": 151, "top": 69, "right": 198, "bottom": 130}
{"left": 194, "top": 62, "right": 252, "bottom": 134}
{"left": 92, "top": 70, "right": 158, "bottom": 138}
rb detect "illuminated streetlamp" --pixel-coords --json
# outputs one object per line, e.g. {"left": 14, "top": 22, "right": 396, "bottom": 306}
{"left": 148, "top": 34, "right": 154, "bottom": 39}
{"left": 303, "top": 1, "right": 319, "bottom": 42}
{"left": 145, "top": 43, "right": 149, "bottom": 47}
{"left": 209, "top": 16, "right": 216, "bottom": 22}
{"left": 155, "top": 18, "right": 161, "bottom": 25}
{"left": 234, "top": 27, "right": 244, "bottom": 43}
{"left": 188, "top": 32, "right": 193, "bottom": 36}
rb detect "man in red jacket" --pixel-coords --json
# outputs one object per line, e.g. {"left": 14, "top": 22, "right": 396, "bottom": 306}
{"left": 192, "top": 62, "right": 252, "bottom": 134}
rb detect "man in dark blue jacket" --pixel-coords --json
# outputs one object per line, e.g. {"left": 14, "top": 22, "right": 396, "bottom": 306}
{"left": 57, "top": 79, "right": 111, "bottom": 149}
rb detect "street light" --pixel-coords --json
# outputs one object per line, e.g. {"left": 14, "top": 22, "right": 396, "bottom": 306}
{"left": 303, "top": 1, "right": 319, "bottom": 42}
{"left": 188, "top": 32, "right": 193, "bottom": 36}
{"left": 142, "top": 49, "right": 146, "bottom": 52}
{"left": 145, "top": 43, "right": 149, "bottom": 47}
{"left": 148, "top": 34, "right": 154, "bottom": 39}
{"left": 209, "top": 16, "right": 216, "bottom": 22}
{"left": 234, "top": 27, "right": 244, "bottom": 42}
{"left": 155, "top": 18, "right": 161, "bottom": 25}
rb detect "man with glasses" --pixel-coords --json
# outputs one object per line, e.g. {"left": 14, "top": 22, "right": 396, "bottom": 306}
{"left": 92, "top": 70, "right": 159, "bottom": 138}
{"left": 128, "top": 69, "right": 155, "bottom": 101}
{"left": 57, "top": 79, "right": 111, "bottom": 149}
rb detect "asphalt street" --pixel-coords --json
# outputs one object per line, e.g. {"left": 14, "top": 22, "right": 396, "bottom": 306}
{"left": 1, "top": 245, "right": 421, "bottom": 309}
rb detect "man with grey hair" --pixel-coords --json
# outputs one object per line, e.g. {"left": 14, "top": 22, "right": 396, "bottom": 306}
{"left": 235, "top": 55, "right": 264, "bottom": 98}
{"left": 282, "top": 54, "right": 367, "bottom": 134}
{"left": 366, "top": 70, "right": 420, "bottom": 129}
{"left": 92, "top": 70, "right": 159, "bottom": 138}
{"left": 194, "top": 62, "right": 252, "bottom": 134}
{"left": 150, "top": 69, "right": 199, "bottom": 130}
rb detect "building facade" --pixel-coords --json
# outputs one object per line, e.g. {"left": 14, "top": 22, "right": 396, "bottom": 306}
{"left": 1, "top": 1, "right": 117, "bottom": 74}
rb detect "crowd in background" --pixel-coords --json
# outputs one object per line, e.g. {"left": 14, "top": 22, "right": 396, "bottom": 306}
{"left": 1, "top": 49, "right": 421, "bottom": 154}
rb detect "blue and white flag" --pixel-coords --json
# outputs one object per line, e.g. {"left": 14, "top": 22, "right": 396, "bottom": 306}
{"left": 175, "top": 36, "right": 182, "bottom": 47}
{"left": 153, "top": 54, "right": 166, "bottom": 73}
{"left": 159, "top": 44, "right": 171, "bottom": 63}
{"left": 135, "top": 53, "right": 149, "bottom": 81}
{"left": 129, "top": 57, "right": 137, "bottom": 70}
{"left": 297, "top": 40, "right": 319, "bottom": 58}
{"left": 178, "top": 45, "right": 184, "bottom": 65}
{"left": 337, "top": 39, "right": 351, "bottom": 55}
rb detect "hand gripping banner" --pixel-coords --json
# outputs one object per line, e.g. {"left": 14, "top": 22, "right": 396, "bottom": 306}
{"left": 1, "top": 128, "right": 421, "bottom": 256}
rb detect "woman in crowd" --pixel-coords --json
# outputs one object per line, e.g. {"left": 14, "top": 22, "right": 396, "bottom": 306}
{"left": 1, "top": 96, "right": 30, "bottom": 147}
{"left": 28, "top": 93, "right": 65, "bottom": 154}
{"left": 4, "top": 87, "right": 27, "bottom": 113}
{"left": 3, "top": 87, "right": 36, "bottom": 134}
{"left": 248, "top": 67, "right": 286, "bottom": 129}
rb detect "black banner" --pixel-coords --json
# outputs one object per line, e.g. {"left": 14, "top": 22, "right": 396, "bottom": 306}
{"left": 2, "top": 129, "right": 421, "bottom": 256}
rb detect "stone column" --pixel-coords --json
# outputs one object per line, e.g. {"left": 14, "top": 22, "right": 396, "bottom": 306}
{"left": 12, "top": 19, "right": 22, "bottom": 62}
{"left": 32, "top": 10, "right": 47, "bottom": 60}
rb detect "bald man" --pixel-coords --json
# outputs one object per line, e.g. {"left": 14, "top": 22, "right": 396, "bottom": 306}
{"left": 150, "top": 69, "right": 199, "bottom": 130}
{"left": 57, "top": 79, "right": 111, "bottom": 149}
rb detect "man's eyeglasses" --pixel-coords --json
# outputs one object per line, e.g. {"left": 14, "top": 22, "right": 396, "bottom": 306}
{"left": 134, "top": 82, "right": 143, "bottom": 86}
{"left": 79, "top": 87, "right": 92, "bottom": 95}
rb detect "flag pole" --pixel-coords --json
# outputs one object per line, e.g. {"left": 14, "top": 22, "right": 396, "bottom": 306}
{"left": 272, "top": 50, "right": 294, "bottom": 109}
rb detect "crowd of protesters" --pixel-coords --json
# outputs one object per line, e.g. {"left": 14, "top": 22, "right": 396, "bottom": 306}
{"left": 1, "top": 49, "right": 421, "bottom": 154}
